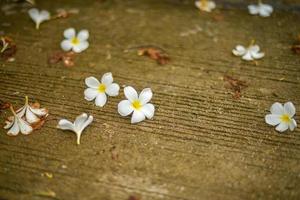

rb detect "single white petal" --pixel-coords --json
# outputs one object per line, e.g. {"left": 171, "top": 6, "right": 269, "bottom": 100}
{"left": 72, "top": 41, "right": 89, "bottom": 53}
{"left": 18, "top": 117, "right": 33, "bottom": 135}
{"left": 25, "top": 107, "right": 40, "bottom": 123}
{"left": 139, "top": 88, "right": 153, "bottom": 105}
{"left": 40, "top": 10, "right": 50, "bottom": 20}
{"left": 131, "top": 110, "right": 146, "bottom": 124}
{"left": 275, "top": 122, "right": 289, "bottom": 132}
{"left": 78, "top": 115, "right": 93, "bottom": 134}
{"left": 283, "top": 102, "right": 296, "bottom": 117}
{"left": 249, "top": 45, "right": 260, "bottom": 53}
{"left": 74, "top": 113, "right": 88, "bottom": 132}
{"left": 265, "top": 114, "right": 281, "bottom": 126}
{"left": 259, "top": 9, "right": 271, "bottom": 17}
{"left": 84, "top": 88, "right": 98, "bottom": 101}
{"left": 248, "top": 5, "right": 259, "bottom": 14}
{"left": 242, "top": 51, "right": 253, "bottom": 61}
{"left": 7, "top": 119, "right": 19, "bottom": 136}
{"left": 289, "top": 119, "right": 297, "bottom": 131}
{"left": 95, "top": 93, "right": 107, "bottom": 107}
{"left": 232, "top": 45, "right": 246, "bottom": 56}
{"left": 61, "top": 40, "right": 73, "bottom": 51}
{"left": 270, "top": 102, "right": 284, "bottom": 115}
{"left": 16, "top": 106, "right": 26, "bottom": 118}
{"left": 57, "top": 119, "right": 75, "bottom": 131}
{"left": 85, "top": 76, "right": 100, "bottom": 89}
{"left": 4, "top": 119, "right": 14, "bottom": 129}
{"left": 251, "top": 52, "right": 265, "bottom": 59}
{"left": 262, "top": 4, "right": 273, "bottom": 13}
{"left": 124, "top": 86, "right": 138, "bottom": 102}
{"left": 28, "top": 8, "right": 39, "bottom": 21}
{"left": 141, "top": 103, "right": 155, "bottom": 119}
{"left": 118, "top": 100, "right": 134, "bottom": 116}
{"left": 208, "top": 1, "right": 216, "bottom": 10}
{"left": 77, "top": 29, "right": 89, "bottom": 41}
{"left": 64, "top": 28, "right": 76, "bottom": 39}
{"left": 29, "top": 107, "right": 48, "bottom": 117}
{"left": 101, "top": 72, "right": 113, "bottom": 85}
{"left": 105, "top": 83, "right": 120, "bottom": 96}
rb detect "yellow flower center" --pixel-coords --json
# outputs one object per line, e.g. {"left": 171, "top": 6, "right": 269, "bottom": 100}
{"left": 71, "top": 37, "right": 80, "bottom": 45}
{"left": 201, "top": 0, "right": 208, "bottom": 7}
{"left": 98, "top": 84, "right": 106, "bottom": 93}
{"left": 280, "top": 114, "right": 291, "bottom": 123}
{"left": 132, "top": 100, "right": 142, "bottom": 110}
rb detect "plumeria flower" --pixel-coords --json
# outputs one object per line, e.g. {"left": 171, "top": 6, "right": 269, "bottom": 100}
{"left": 61, "top": 28, "right": 89, "bottom": 53}
{"left": 57, "top": 113, "right": 93, "bottom": 145}
{"left": 265, "top": 102, "right": 297, "bottom": 132}
{"left": 28, "top": 8, "right": 50, "bottom": 29}
{"left": 4, "top": 106, "right": 33, "bottom": 136}
{"left": 195, "top": 0, "right": 216, "bottom": 12}
{"left": 232, "top": 40, "right": 265, "bottom": 61}
{"left": 118, "top": 86, "right": 155, "bottom": 124}
{"left": 16, "top": 96, "right": 48, "bottom": 124}
{"left": 248, "top": 1, "right": 273, "bottom": 17}
{"left": 84, "top": 72, "right": 120, "bottom": 107}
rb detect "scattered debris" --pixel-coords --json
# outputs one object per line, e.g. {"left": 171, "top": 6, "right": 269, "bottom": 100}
{"left": 0, "top": 36, "right": 17, "bottom": 61}
{"left": 128, "top": 195, "right": 141, "bottom": 200}
{"left": 180, "top": 25, "right": 203, "bottom": 37}
{"left": 291, "top": 34, "right": 300, "bottom": 54}
{"left": 0, "top": 101, "right": 11, "bottom": 111}
{"left": 34, "top": 189, "right": 56, "bottom": 198}
{"left": 41, "top": 172, "right": 53, "bottom": 179}
{"left": 110, "top": 145, "right": 119, "bottom": 160}
{"left": 52, "top": 8, "right": 79, "bottom": 19}
{"left": 223, "top": 75, "right": 248, "bottom": 99}
{"left": 48, "top": 51, "right": 76, "bottom": 67}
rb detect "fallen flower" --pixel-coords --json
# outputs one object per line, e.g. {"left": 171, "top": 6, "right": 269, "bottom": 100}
{"left": 0, "top": 36, "right": 17, "bottom": 61}
{"left": 61, "top": 28, "right": 89, "bottom": 53}
{"left": 16, "top": 96, "right": 48, "bottom": 124}
{"left": 223, "top": 75, "right": 248, "bottom": 99}
{"left": 118, "top": 86, "right": 155, "bottom": 124}
{"left": 195, "top": 0, "right": 216, "bottom": 12}
{"left": 4, "top": 105, "right": 33, "bottom": 136}
{"left": 137, "top": 46, "right": 170, "bottom": 65}
{"left": 84, "top": 72, "right": 120, "bottom": 107}
{"left": 28, "top": 8, "right": 50, "bottom": 29}
{"left": 232, "top": 40, "right": 265, "bottom": 61}
{"left": 265, "top": 102, "right": 297, "bottom": 132}
{"left": 57, "top": 113, "right": 93, "bottom": 145}
{"left": 248, "top": 1, "right": 273, "bottom": 17}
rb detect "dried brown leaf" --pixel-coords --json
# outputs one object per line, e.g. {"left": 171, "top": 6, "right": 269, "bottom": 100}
{"left": 0, "top": 36, "right": 17, "bottom": 61}
{"left": 223, "top": 75, "right": 248, "bottom": 99}
{"left": 48, "top": 51, "right": 75, "bottom": 67}
{"left": 137, "top": 46, "right": 170, "bottom": 65}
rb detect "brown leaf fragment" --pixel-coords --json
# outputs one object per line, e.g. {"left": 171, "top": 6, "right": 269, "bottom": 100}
{"left": 48, "top": 51, "right": 75, "bottom": 67}
{"left": 0, "top": 101, "right": 11, "bottom": 110}
{"left": 136, "top": 46, "right": 170, "bottom": 65}
{"left": 223, "top": 75, "right": 248, "bottom": 99}
{"left": 291, "top": 34, "right": 300, "bottom": 54}
{"left": 128, "top": 195, "right": 141, "bottom": 200}
{"left": 0, "top": 36, "right": 17, "bottom": 61}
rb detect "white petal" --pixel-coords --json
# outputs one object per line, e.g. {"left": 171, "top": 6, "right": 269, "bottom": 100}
{"left": 124, "top": 86, "right": 138, "bottom": 102}
{"left": 275, "top": 122, "right": 289, "bottom": 132}
{"left": 265, "top": 114, "right": 281, "bottom": 126}
{"left": 4, "top": 119, "right": 14, "bottom": 129}
{"left": 85, "top": 76, "right": 100, "bottom": 89}
{"left": 283, "top": 102, "right": 296, "bottom": 117}
{"left": 77, "top": 30, "right": 89, "bottom": 41}
{"left": 40, "top": 10, "right": 50, "bottom": 20}
{"left": 118, "top": 100, "right": 134, "bottom": 116}
{"left": 64, "top": 28, "right": 76, "bottom": 39}
{"left": 61, "top": 40, "right": 73, "bottom": 51}
{"left": 101, "top": 72, "right": 113, "bottom": 85}
{"left": 262, "top": 4, "right": 273, "bottom": 12}
{"left": 95, "top": 93, "right": 107, "bottom": 107}
{"left": 131, "top": 110, "right": 145, "bottom": 124}
{"left": 57, "top": 119, "right": 75, "bottom": 131}
{"left": 29, "top": 107, "right": 48, "bottom": 117}
{"left": 139, "top": 88, "right": 153, "bottom": 105}
{"left": 105, "top": 83, "right": 120, "bottom": 96}
{"left": 18, "top": 118, "right": 33, "bottom": 135}
{"left": 248, "top": 5, "right": 259, "bottom": 14}
{"left": 242, "top": 52, "right": 253, "bottom": 61}
{"left": 141, "top": 103, "right": 155, "bottom": 119}
{"left": 259, "top": 8, "right": 271, "bottom": 17}
{"left": 28, "top": 8, "right": 39, "bottom": 20}
{"left": 270, "top": 102, "right": 284, "bottom": 115}
{"left": 78, "top": 115, "right": 93, "bottom": 134}
{"left": 232, "top": 45, "right": 246, "bottom": 56}
{"left": 72, "top": 41, "right": 89, "bottom": 53}
{"left": 16, "top": 106, "right": 26, "bottom": 117}
{"left": 25, "top": 108, "right": 40, "bottom": 123}
{"left": 289, "top": 119, "right": 297, "bottom": 131}
{"left": 208, "top": 1, "right": 216, "bottom": 10}
{"left": 249, "top": 45, "right": 260, "bottom": 53}
{"left": 84, "top": 88, "right": 98, "bottom": 101}
{"left": 74, "top": 113, "right": 88, "bottom": 132}
{"left": 251, "top": 52, "right": 265, "bottom": 59}
{"left": 7, "top": 119, "right": 19, "bottom": 136}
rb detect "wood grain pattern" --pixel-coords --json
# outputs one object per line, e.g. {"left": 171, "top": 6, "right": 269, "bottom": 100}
{"left": 0, "top": 0, "right": 300, "bottom": 199}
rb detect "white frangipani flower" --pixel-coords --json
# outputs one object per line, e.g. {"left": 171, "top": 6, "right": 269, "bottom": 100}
{"left": 118, "top": 86, "right": 155, "bottom": 124}
{"left": 195, "top": 0, "right": 216, "bottom": 12}
{"left": 265, "top": 102, "right": 297, "bottom": 132}
{"left": 28, "top": 8, "right": 50, "bottom": 29}
{"left": 16, "top": 96, "right": 48, "bottom": 124}
{"left": 57, "top": 113, "right": 93, "bottom": 145}
{"left": 248, "top": 1, "right": 273, "bottom": 17}
{"left": 4, "top": 106, "right": 33, "bottom": 136}
{"left": 232, "top": 41, "right": 265, "bottom": 61}
{"left": 84, "top": 72, "right": 120, "bottom": 107}
{"left": 61, "top": 28, "right": 89, "bottom": 53}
